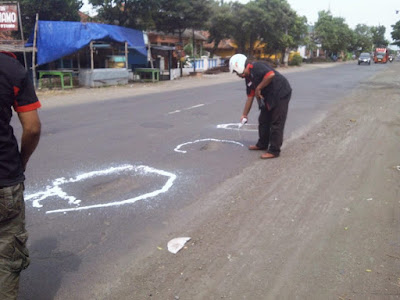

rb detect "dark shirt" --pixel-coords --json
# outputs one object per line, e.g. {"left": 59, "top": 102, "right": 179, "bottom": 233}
{"left": 0, "top": 52, "right": 41, "bottom": 186}
{"left": 245, "top": 61, "right": 292, "bottom": 109}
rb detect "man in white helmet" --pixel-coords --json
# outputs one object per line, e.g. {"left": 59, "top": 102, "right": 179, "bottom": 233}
{"left": 229, "top": 54, "right": 292, "bottom": 159}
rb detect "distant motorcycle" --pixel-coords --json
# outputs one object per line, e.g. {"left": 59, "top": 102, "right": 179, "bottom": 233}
{"left": 389, "top": 55, "right": 393, "bottom": 62}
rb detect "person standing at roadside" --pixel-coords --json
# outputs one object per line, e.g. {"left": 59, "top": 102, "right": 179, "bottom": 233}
{"left": 0, "top": 51, "right": 41, "bottom": 299}
{"left": 229, "top": 54, "right": 292, "bottom": 159}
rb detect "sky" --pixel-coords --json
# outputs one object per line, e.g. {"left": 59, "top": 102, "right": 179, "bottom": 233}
{"left": 286, "top": 0, "right": 399, "bottom": 43}
{"left": 81, "top": 0, "right": 400, "bottom": 43}
{"left": 81, "top": 0, "right": 96, "bottom": 16}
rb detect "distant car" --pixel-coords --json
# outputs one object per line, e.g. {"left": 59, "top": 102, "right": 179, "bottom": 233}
{"left": 358, "top": 53, "right": 371, "bottom": 65}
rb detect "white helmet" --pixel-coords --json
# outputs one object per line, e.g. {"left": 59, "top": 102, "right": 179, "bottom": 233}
{"left": 229, "top": 54, "right": 247, "bottom": 74}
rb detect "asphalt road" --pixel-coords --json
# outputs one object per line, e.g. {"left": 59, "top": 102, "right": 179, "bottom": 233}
{"left": 15, "top": 61, "right": 390, "bottom": 299}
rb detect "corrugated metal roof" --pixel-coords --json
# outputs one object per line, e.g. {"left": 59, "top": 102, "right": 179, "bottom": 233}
{"left": 0, "top": 31, "right": 32, "bottom": 52}
{"left": 0, "top": 41, "right": 33, "bottom": 52}
{"left": 147, "top": 29, "right": 207, "bottom": 41}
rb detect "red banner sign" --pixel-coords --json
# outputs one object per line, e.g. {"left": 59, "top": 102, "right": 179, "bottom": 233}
{"left": 0, "top": 5, "right": 18, "bottom": 31}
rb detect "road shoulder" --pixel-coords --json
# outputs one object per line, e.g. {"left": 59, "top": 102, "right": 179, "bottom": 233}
{"left": 102, "top": 63, "right": 400, "bottom": 299}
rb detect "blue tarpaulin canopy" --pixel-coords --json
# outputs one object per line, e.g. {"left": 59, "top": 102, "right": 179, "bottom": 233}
{"left": 27, "top": 21, "right": 147, "bottom": 66}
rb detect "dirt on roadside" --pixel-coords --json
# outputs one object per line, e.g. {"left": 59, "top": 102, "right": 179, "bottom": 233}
{"left": 84, "top": 63, "right": 400, "bottom": 299}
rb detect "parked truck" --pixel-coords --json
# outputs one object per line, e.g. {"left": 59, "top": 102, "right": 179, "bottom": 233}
{"left": 374, "top": 48, "right": 389, "bottom": 63}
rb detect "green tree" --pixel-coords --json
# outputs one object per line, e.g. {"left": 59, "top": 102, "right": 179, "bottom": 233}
{"left": 206, "top": 2, "right": 235, "bottom": 57}
{"left": 220, "top": 0, "right": 307, "bottom": 63}
{"left": 229, "top": 2, "right": 251, "bottom": 54}
{"left": 155, "top": 0, "right": 211, "bottom": 34}
{"left": 353, "top": 24, "right": 373, "bottom": 53}
{"left": 255, "top": 0, "right": 307, "bottom": 64}
{"left": 371, "top": 25, "right": 389, "bottom": 47}
{"left": 89, "top": 0, "right": 159, "bottom": 30}
{"left": 236, "top": 1, "right": 265, "bottom": 56}
{"left": 391, "top": 20, "right": 400, "bottom": 47}
{"left": 284, "top": 14, "right": 308, "bottom": 59}
{"left": 154, "top": 0, "right": 212, "bottom": 75}
{"left": 314, "top": 10, "right": 353, "bottom": 58}
{"left": 19, "top": 0, "right": 83, "bottom": 37}
{"left": 218, "top": 1, "right": 271, "bottom": 57}
{"left": 346, "top": 29, "right": 357, "bottom": 54}
{"left": 303, "top": 32, "right": 318, "bottom": 58}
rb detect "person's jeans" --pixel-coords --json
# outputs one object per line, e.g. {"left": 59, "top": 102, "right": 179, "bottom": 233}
{"left": 0, "top": 183, "right": 30, "bottom": 300}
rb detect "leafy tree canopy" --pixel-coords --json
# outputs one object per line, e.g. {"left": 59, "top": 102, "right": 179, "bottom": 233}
{"left": 154, "top": 0, "right": 212, "bottom": 34}
{"left": 19, "top": 0, "right": 82, "bottom": 38}
{"left": 19, "top": 0, "right": 394, "bottom": 62}
{"left": 353, "top": 24, "right": 373, "bottom": 53}
{"left": 371, "top": 25, "right": 389, "bottom": 47}
{"left": 229, "top": 2, "right": 252, "bottom": 54}
{"left": 257, "top": 0, "right": 299, "bottom": 54}
{"left": 89, "top": 0, "right": 212, "bottom": 36}
{"left": 391, "top": 20, "right": 400, "bottom": 47}
{"left": 224, "top": 0, "right": 307, "bottom": 61}
{"left": 314, "top": 10, "right": 353, "bottom": 56}
{"left": 89, "top": 0, "right": 159, "bottom": 30}
{"left": 206, "top": 2, "right": 235, "bottom": 57}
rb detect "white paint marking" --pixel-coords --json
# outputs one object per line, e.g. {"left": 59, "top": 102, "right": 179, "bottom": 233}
{"left": 187, "top": 104, "right": 204, "bottom": 109}
{"left": 24, "top": 164, "right": 177, "bottom": 214}
{"left": 168, "top": 110, "right": 181, "bottom": 115}
{"left": 174, "top": 138, "right": 244, "bottom": 153}
{"left": 168, "top": 103, "right": 205, "bottom": 115}
{"left": 217, "top": 123, "right": 256, "bottom": 131}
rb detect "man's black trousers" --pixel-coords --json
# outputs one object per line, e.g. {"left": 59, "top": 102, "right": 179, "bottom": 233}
{"left": 256, "top": 92, "right": 291, "bottom": 156}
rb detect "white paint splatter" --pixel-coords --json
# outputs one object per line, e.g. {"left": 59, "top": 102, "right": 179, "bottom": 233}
{"left": 168, "top": 103, "right": 205, "bottom": 115}
{"left": 168, "top": 110, "right": 181, "bottom": 115}
{"left": 174, "top": 138, "right": 244, "bottom": 153}
{"left": 187, "top": 104, "right": 205, "bottom": 109}
{"left": 217, "top": 123, "right": 256, "bottom": 131}
{"left": 24, "top": 164, "right": 177, "bottom": 214}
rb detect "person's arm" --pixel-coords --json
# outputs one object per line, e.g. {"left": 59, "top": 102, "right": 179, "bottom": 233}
{"left": 241, "top": 94, "right": 254, "bottom": 121}
{"left": 18, "top": 110, "right": 41, "bottom": 171}
{"left": 255, "top": 71, "right": 275, "bottom": 99}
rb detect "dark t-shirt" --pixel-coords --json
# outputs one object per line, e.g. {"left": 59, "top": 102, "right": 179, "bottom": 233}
{"left": 245, "top": 61, "right": 292, "bottom": 109}
{"left": 0, "top": 52, "right": 41, "bottom": 186}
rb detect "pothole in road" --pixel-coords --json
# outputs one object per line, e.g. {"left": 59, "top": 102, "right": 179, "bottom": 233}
{"left": 66, "top": 173, "right": 166, "bottom": 203}
{"left": 174, "top": 138, "right": 244, "bottom": 153}
{"left": 25, "top": 165, "right": 177, "bottom": 214}
{"left": 200, "top": 141, "right": 223, "bottom": 151}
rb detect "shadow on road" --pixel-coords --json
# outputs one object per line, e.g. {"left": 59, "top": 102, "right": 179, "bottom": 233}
{"left": 19, "top": 237, "right": 81, "bottom": 300}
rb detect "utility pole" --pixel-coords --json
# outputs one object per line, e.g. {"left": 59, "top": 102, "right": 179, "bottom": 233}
{"left": 32, "top": 13, "right": 39, "bottom": 89}
{"left": 192, "top": 28, "right": 196, "bottom": 73}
